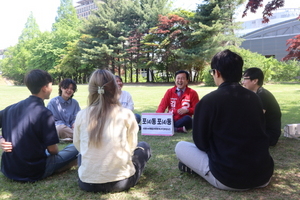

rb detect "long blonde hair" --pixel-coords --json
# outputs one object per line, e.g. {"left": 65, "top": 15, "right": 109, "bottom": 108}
{"left": 87, "top": 69, "right": 120, "bottom": 147}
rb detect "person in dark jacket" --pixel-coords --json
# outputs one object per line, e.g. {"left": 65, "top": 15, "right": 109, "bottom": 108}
{"left": 242, "top": 67, "right": 281, "bottom": 146}
{"left": 175, "top": 49, "right": 274, "bottom": 190}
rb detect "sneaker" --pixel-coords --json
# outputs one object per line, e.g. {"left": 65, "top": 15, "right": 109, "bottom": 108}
{"left": 175, "top": 126, "right": 187, "bottom": 133}
{"left": 178, "top": 162, "right": 195, "bottom": 174}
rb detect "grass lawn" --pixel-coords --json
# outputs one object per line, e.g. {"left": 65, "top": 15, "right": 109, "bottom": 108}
{"left": 0, "top": 78, "right": 300, "bottom": 199}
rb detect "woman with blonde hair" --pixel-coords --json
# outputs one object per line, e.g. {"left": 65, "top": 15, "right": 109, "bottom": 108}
{"left": 73, "top": 69, "right": 151, "bottom": 193}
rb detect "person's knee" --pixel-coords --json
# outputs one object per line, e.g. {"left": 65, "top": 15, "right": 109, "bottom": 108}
{"left": 135, "top": 113, "right": 141, "bottom": 124}
{"left": 175, "top": 141, "right": 187, "bottom": 153}
{"left": 135, "top": 142, "right": 151, "bottom": 161}
{"left": 137, "top": 141, "right": 150, "bottom": 149}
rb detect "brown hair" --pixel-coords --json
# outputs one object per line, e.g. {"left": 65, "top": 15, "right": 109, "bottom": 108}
{"left": 87, "top": 69, "right": 120, "bottom": 147}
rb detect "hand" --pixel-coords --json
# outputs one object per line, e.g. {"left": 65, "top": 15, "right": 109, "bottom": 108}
{"left": 177, "top": 108, "right": 188, "bottom": 115}
{"left": 1, "top": 138, "right": 13, "bottom": 152}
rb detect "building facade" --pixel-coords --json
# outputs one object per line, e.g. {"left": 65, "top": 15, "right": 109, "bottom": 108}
{"left": 75, "top": 0, "right": 100, "bottom": 19}
{"left": 239, "top": 8, "right": 300, "bottom": 60}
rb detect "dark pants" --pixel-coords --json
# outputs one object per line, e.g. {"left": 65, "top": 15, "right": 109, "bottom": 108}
{"left": 174, "top": 115, "right": 192, "bottom": 130}
{"left": 78, "top": 141, "right": 151, "bottom": 193}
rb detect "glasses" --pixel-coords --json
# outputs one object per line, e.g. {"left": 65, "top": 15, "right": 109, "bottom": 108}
{"left": 242, "top": 77, "right": 251, "bottom": 81}
{"left": 209, "top": 69, "right": 215, "bottom": 76}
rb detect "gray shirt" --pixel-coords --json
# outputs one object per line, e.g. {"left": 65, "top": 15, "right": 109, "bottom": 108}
{"left": 47, "top": 96, "right": 80, "bottom": 127}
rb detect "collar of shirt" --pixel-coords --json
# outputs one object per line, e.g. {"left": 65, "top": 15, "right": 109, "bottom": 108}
{"left": 58, "top": 96, "right": 71, "bottom": 104}
{"left": 176, "top": 88, "right": 186, "bottom": 93}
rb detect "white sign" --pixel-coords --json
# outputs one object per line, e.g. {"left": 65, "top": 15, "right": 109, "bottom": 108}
{"left": 141, "top": 113, "right": 174, "bottom": 136}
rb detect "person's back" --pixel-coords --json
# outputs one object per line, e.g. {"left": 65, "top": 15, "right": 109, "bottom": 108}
{"left": 193, "top": 82, "right": 273, "bottom": 188}
{"left": 256, "top": 87, "right": 281, "bottom": 145}
{"left": 75, "top": 105, "right": 137, "bottom": 183}
{"left": 1, "top": 96, "right": 58, "bottom": 181}
{"left": 175, "top": 50, "right": 274, "bottom": 191}
{"left": 73, "top": 69, "right": 151, "bottom": 193}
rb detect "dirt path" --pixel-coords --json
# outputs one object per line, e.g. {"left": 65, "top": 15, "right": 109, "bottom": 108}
{"left": 0, "top": 75, "right": 13, "bottom": 85}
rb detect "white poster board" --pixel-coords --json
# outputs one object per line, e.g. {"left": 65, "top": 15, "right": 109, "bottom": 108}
{"left": 141, "top": 113, "right": 174, "bottom": 136}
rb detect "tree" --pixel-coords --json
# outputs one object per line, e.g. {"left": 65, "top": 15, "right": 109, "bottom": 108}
{"left": 1, "top": 13, "right": 41, "bottom": 84}
{"left": 50, "top": 0, "right": 81, "bottom": 81}
{"left": 282, "top": 35, "right": 300, "bottom": 61}
{"left": 18, "top": 12, "right": 41, "bottom": 42}
{"left": 144, "top": 14, "right": 192, "bottom": 81}
{"left": 242, "top": 0, "right": 285, "bottom": 23}
{"left": 79, "top": 0, "right": 130, "bottom": 71}
{"left": 183, "top": 0, "right": 244, "bottom": 82}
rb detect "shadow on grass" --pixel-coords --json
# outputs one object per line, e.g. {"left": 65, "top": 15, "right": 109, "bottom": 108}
{"left": 135, "top": 132, "right": 300, "bottom": 200}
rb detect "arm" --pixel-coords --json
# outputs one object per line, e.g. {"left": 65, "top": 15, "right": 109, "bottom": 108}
{"left": 73, "top": 110, "right": 82, "bottom": 152}
{"left": 71, "top": 100, "right": 81, "bottom": 126}
{"left": 177, "top": 90, "right": 200, "bottom": 115}
{"left": 47, "top": 144, "right": 59, "bottom": 155}
{"left": 126, "top": 93, "right": 134, "bottom": 111}
{"left": 0, "top": 138, "right": 13, "bottom": 152}
{"left": 156, "top": 90, "right": 171, "bottom": 113}
{"left": 126, "top": 111, "right": 138, "bottom": 153}
{"left": 0, "top": 110, "right": 13, "bottom": 152}
{"left": 187, "top": 90, "right": 200, "bottom": 115}
{"left": 192, "top": 99, "right": 211, "bottom": 152}
{"left": 47, "top": 100, "right": 64, "bottom": 125}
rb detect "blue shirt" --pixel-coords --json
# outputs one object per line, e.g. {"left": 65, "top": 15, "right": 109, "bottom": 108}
{"left": 0, "top": 95, "right": 59, "bottom": 182}
{"left": 47, "top": 96, "right": 80, "bottom": 127}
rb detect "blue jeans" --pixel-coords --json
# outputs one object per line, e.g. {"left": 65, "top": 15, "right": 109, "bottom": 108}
{"left": 174, "top": 115, "right": 192, "bottom": 130}
{"left": 42, "top": 144, "right": 78, "bottom": 179}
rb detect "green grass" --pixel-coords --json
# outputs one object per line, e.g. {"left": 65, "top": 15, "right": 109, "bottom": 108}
{"left": 0, "top": 80, "right": 300, "bottom": 199}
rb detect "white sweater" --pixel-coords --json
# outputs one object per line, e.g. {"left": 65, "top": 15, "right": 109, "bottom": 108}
{"left": 119, "top": 90, "right": 134, "bottom": 111}
{"left": 73, "top": 106, "right": 138, "bottom": 183}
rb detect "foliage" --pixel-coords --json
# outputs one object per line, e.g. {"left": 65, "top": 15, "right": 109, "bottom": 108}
{"left": 242, "top": 0, "right": 285, "bottom": 23}
{"left": 282, "top": 34, "right": 300, "bottom": 61}
{"left": 227, "top": 46, "right": 300, "bottom": 82}
{"left": 144, "top": 14, "right": 192, "bottom": 77}
{"left": 203, "top": 67, "right": 216, "bottom": 86}
{"left": 0, "top": 12, "right": 41, "bottom": 84}
{"left": 50, "top": 0, "right": 81, "bottom": 81}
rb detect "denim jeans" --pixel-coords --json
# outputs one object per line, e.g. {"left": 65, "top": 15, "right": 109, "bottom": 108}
{"left": 42, "top": 144, "right": 78, "bottom": 179}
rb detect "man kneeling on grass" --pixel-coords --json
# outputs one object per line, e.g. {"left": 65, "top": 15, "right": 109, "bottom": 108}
{"left": 0, "top": 69, "right": 78, "bottom": 182}
{"left": 175, "top": 50, "right": 274, "bottom": 191}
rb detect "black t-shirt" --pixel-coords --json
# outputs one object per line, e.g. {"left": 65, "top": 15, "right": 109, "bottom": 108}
{"left": 0, "top": 95, "right": 59, "bottom": 182}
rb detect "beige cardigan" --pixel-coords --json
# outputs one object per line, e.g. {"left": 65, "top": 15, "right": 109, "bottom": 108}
{"left": 73, "top": 106, "right": 138, "bottom": 184}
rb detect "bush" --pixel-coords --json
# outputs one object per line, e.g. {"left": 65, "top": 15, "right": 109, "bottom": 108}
{"left": 203, "top": 68, "right": 216, "bottom": 86}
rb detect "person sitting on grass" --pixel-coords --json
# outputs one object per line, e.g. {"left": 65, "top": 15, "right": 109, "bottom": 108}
{"left": 73, "top": 69, "right": 151, "bottom": 193}
{"left": 242, "top": 67, "right": 282, "bottom": 146}
{"left": 156, "top": 70, "right": 199, "bottom": 133}
{"left": 175, "top": 50, "right": 274, "bottom": 191}
{"left": 47, "top": 78, "right": 81, "bottom": 141}
{"left": 0, "top": 69, "right": 78, "bottom": 182}
{"left": 115, "top": 75, "right": 141, "bottom": 124}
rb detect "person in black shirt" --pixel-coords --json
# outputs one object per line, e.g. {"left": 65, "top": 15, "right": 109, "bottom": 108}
{"left": 175, "top": 50, "right": 274, "bottom": 190}
{"left": 0, "top": 69, "right": 78, "bottom": 182}
{"left": 242, "top": 67, "right": 281, "bottom": 146}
